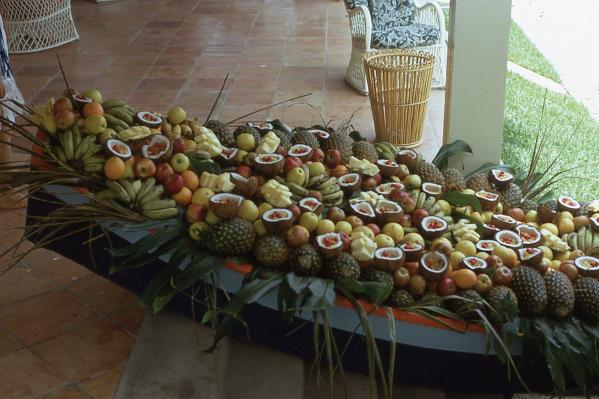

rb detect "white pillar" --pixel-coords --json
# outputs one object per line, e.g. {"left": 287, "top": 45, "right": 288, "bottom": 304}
{"left": 443, "top": 0, "right": 512, "bottom": 172}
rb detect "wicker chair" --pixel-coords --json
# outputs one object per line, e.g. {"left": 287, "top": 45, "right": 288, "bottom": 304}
{"left": 0, "top": 0, "right": 79, "bottom": 54}
{"left": 343, "top": 0, "right": 447, "bottom": 94}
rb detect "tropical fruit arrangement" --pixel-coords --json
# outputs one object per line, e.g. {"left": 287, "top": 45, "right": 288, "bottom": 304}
{"left": 6, "top": 85, "right": 599, "bottom": 395}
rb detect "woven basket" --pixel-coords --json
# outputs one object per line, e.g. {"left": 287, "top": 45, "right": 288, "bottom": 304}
{"left": 363, "top": 50, "right": 435, "bottom": 148}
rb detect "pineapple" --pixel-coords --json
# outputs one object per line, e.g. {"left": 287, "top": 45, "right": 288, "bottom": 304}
{"left": 323, "top": 253, "right": 360, "bottom": 281}
{"left": 442, "top": 168, "right": 466, "bottom": 192}
{"left": 544, "top": 271, "right": 574, "bottom": 319}
{"left": 289, "top": 244, "right": 322, "bottom": 277}
{"left": 291, "top": 129, "right": 320, "bottom": 149}
{"left": 574, "top": 277, "right": 599, "bottom": 324}
{"left": 511, "top": 266, "right": 547, "bottom": 316}
{"left": 387, "top": 289, "right": 414, "bottom": 307}
{"left": 321, "top": 131, "right": 354, "bottom": 164}
{"left": 466, "top": 173, "right": 492, "bottom": 192}
{"left": 352, "top": 141, "right": 378, "bottom": 163}
{"left": 416, "top": 161, "right": 445, "bottom": 186}
{"left": 205, "top": 119, "right": 234, "bottom": 147}
{"left": 498, "top": 183, "right": 522, "bottom": 210}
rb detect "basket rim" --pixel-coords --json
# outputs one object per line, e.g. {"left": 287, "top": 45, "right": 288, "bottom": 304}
{"left": 363, "top": 49, "right": 435, "bottom": 71}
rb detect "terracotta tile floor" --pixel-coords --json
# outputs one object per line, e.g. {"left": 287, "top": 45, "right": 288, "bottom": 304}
{"left": 1, "top": 0, "right": 445, "bottom": 397}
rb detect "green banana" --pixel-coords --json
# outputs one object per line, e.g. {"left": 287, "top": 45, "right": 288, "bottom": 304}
{"left": 74, "top": 135, "right": 96, "bottom": 161}
{"left": 84, "top": 163, "right": 104, "bottom": 173}
{"left": 423, "top": 196, "right": 436, "bottom": 211}
{"left": 104, "top": 114, "right": 130, "bottom": 129}
{"left": 135, "top": 178, "right": 156, "bottom": 204}
{"left": 54, "top": 146, "right": 67, "bottom": 163}
{"left": 106, "top": 108, "right": 134, "bottom": 125}
{"left": 286, "top": 182, "right": 308, "bottom": 196}
{"left": 301, "top": 164, "right": 310, "bottom": 188}
{"left": 63, "top": 129, "right": 74, "bottom": 161}
{"left": 416, "top": 192, "right": 426, "bottom": 209}
{"left": 106, "top": 180, "right": 131, "bottom": 204}
{"left": 140, "top": 185, "right": 164, "bottom": 206}
{"left": 141, "top": 199, "right": 176, "bottom": 212}
{"left": 143, "top": 208, "right": 179, "bottom": 220}
{"left": 72, "top": 124, "right": 82, "bottom": 150}
{"left": 317, "top": 176, "right": 337, "bottom": 189}
{"left": 119, "top": 179, "right": 137, "bottom": 203}
{"left": 578, "top": 228, "right": 586, "bottom": 252}
{"left": 82, "top": 145, "right": 103, "bottom": 163}
{"left": 96, "top": 189, "right": 119, "bottom": 201}
{"left": 320, "top": 184, "right": 341, "bottom": 196}
{"left": 102, "top": 99, "right": 127, "bottom": 109}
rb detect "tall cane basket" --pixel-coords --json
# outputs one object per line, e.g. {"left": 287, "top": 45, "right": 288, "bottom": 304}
{"left": 364, "top": 50, "right": 435, "bottom": 148}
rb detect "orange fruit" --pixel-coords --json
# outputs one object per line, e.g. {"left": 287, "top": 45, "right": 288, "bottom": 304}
{"left": 180, "top": 170, "right": 199, "bottom": 191}
{"left": 173, "top": 186, "right": 192, "bottom": 206}
{"left": 452, "top": 269, "right": 477, "bottom": 289}
{"left": 83, "top": 101, "right": 104, "bottom": 117}
{"left": 330, "top": 165, "right": 348, "bottom": 177}
{"left": 104, "top": 156, "right": 126, "bottom": 180}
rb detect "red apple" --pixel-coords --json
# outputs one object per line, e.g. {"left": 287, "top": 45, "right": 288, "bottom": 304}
{"left": 340, "top": 231, "right": 351, "bottom": 252}
{"left": 361, "top": 176, "right": 377, "bottom": 191}
{"left": 492, "top": 266, "right": 513, "bottom": 286}
{"left": 237, "top": 165, "right": 252, "bottom": 178}
{"left": 172, "top": 137, "right": 186, "bottom": 154}
{"left": 53, "top": 97, "right": 73, "bottom": 114}
{"left": 307, "top": 190, "right": 323, "bottom": 202}
{"left": 327, "top": 207, "right": 346, "bottom": 223}
{"left": 55, "top": 110, "right": 76, "bottom": 130}
{"left": 165, "top": 173, "right": 185, "bottom": 194}
{"left": 185, "top": 204, "right": 206, "bottom": 223}
{"left": 284, "top": 157, "right": 302, "bottom": 174}
{"left": 287, "top": 204, "right": 301, "bottom": 222}
{"left": 399, "top": 214, "right": 412, "bottom": 227}
{"left": 393, "top": 267, "right": 410, "bottom": 288}
{"left": 311, "top": 148, "right": 324, "bottom": 162}
{"left": 411, "top": 208, "right": 429, "bottom": 226}
{"left": 325, "top": 149, "right": 342, "bottom": 169}
{"left": 404, "top": 261, "right": 419, "bottom": 276}
{"left": 155, "top": 162, "right": 174, "bottom": 183}
{"left": 366, "top": 223, "right": 381, "bottom": 236}
{"left": 372, "top": 173, "right": 382, "bottom": 185}
{"left": 437, "top": 277, "right": 457, "bottom": 296}
{"left": 135, "top": 158, "right": 156, "bottom": 179}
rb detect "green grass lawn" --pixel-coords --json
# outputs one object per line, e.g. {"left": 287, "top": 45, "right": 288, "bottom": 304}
{"left": 502, "top": 72, "right": 599, "bottom": 200}
{"left": 508, "top": 22, "right": 562, "bottom": 83}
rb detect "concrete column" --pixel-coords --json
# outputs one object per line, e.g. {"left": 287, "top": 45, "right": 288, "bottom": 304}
{"left": 443, "top": 0, "right": 512, "bottom": 172}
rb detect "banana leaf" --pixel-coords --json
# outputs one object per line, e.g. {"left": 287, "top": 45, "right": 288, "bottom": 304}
{"left": 443, "top": 191, "right": 482, "bottom": 213}
{"left": 431, "top": 139, "right": 472, "bottom": 171}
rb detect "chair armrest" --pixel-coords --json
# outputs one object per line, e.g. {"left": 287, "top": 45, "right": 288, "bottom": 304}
{"left": 414, "top": 0, "right": 446, "bottom": 43}
{"left": 347, "top": 5, "right": 372, "bottom": 50}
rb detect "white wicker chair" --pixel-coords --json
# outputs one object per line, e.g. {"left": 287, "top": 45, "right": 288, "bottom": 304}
{"left": 344, "top": 0, "right": 447, "bottom": 94}
{"left": 0, "top": 0, "right": 79, "bottom": 54}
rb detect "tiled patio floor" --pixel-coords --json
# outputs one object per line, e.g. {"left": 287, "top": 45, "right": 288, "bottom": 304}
{"left": 1, "top": 0, "right": 445, "bottom": 397}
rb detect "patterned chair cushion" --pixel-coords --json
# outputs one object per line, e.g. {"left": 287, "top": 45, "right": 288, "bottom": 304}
{"left": 371, "top": 23, "right": 439, "bottom": 49}
{"left": 369, "top": 0, "right": 415, "bottom": 30}
{"left": 345, "top": 0, "right": 368, "bottom": 8}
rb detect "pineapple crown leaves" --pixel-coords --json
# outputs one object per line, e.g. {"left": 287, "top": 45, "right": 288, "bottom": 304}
{"left": 431, "top": 139, "right": 473, "bottom": 171}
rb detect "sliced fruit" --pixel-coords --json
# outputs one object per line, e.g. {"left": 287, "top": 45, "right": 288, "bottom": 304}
{"left": 376, "top": 159, "right": 400, "bottom": 177}
{"left": 419, "top": 216, "right": 448, "bottom": 239}
{"left": 248, "top": 122, "right": 274, "bottom": 134}
{"left": 494, "top": 230, "right": 523, "bottom": 250}
{"left": 557, "top": 195, "right": 581, "bottom": 213}
{"left": 421, "top": 182, "right": 443, "bottom": 199}
{"left": 591, "top": 216, "right": 599, "bottom": 233}
{"left": 396, "top": 149, "right": 418, "bottom": 170}
{"left": 288, "top": 144, "right": 312, "bottom": 161}
{"left": 338, "top": 173, "right": 361, "bottom": 193}
{"left": 262, "top": 208, "right": 294, "bottom": 233}
{"left": 208, "top": 193, "right": 243, "bottom": 219}
{"left": 491, "top": 214, "right": 517, "bottom": 230}
{"left": 475, "top": 190, "right": 499, "bottom": 211}
{"left": 73, "top": 94, "right": 92, "bottom": 110}
{"left": 374, "top": 247, "right": 405, "bottom": 272}
{"left": 418, "top": 251, "right": 448, "bottom": 281}
{"left": 574, "top": 256, "right": 599, "bottom": 278}
{"left": 105, "top": 138, "right": 131, "bottom": 160}
{"left": 400, "top": 242, "right": 424, "bottom": 262}
{"left": 518, "top": 247, "right": 543, "bottom": 266}
{"left": 350, "top": 201, "right": 375, "bottom": 224}
{"left": 216, "top": 147, "right": 238, "bottom": 166}
{"left": 374, "top": 199, "right": 403, "bottom": 225}
{"left": 141, "top": 134, "right": 171, "bottom": 160}
{"left": 475, "top": 239, "right": 498, "bottom": 254}
{"left": 254, "top": 153, "right": 284, "bottom": 176}
{"left": 375, "top": 182, "right": 404, "bottom": 196}
{"left": 515, "top": 224, "right": 542, "bottom": 247}
{"left": 488, "top": 169, "right": 513, "bottom": 188}
{"left": 136, "top": 111, "right": 162, "bottom": 128}
{"left": 230, "top": 172, "right": 258, "bottom": 198}
{"left": 316, "top": 232, "right": 343, "bottom": 258}
{"left": 299, "top": 197, "right": 323, "bottom": 215}
{"left": 461, "top": 256, "right": 488, "bottom": 273}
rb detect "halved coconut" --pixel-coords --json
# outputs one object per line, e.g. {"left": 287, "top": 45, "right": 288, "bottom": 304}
{"left": 141, "top": 134, "right": 171, "bottom": 160}
{"left": 419, "top": 216, "right": 448, "bottom": 239}
{"left": 350, "top": 201, "right": 375, "bottom": 223}
{"left": 136, "top": 111, "right": 163, "bottom": 128}
{"left": 254, "top": 153, "right": 284, "bottom": 176}
{"left": 518, "top": 247, "right": 543, "bottom": 267}
{"left": 574, "top": 256, "right": 599, "bottom": 278}
{"left": 476, "top": 190, "right": 499, "bottom": 211}
{"left": 230, "top": 172, "right": 258, "bottom": 198}
{"left": 216, "top": 147, "right": 238, "bottom": 166}
{"left": 308, "top": 129, "right": 330, "bottom": 145}
{"left": 375, "top": 199, "right": 403, "bottom": 224}
{"left": 376, "top": 159, "right": 400, "bottom": 177}
{"left": 338, "top": 173, "right": 361, "bottom": 193}
{"left": 208, "top": 193, "right": 244, "bottom": 219}
{"left": 590, "top": 216, "right": 599, "bottom": 233}
{"left": 422, "top": 182, "right": 443, "bottom": 199}
{"left": 483, "top": 223, "right": 501, "bottom": 239}
{"left": 288, "top": 144, "right": 312, "bottom": 161}
{"left": 488, "top": 169, "right": 513, "bottom": 188}
{"left": 374, "top": 247, "right": 405, "bottom": 272}
{"left": 299, "top": 197, "right": 323, "bottom": 215}
{"left": 400, "top": 242, "right": 424, "bottom": 262}
{"left": 375, "top": 182, "right": 405, "bottom": 196}
{"left": 396, "top": 149, "right": 418, "bottom": 170}
{"left": 105, "top": 138, "right": 132, "bottom": 160}
{"left": 418, "top": 251, "right": 448, "bottom": 281}
{"left": 476, "top": 239, "right": 498, "bottom": 254}
{"left": 491, "top": 214, "right": 517, "bottom": 230}
{"left": 316, "top": 232, "right": 343, "bottom": 258}
{"left": 514, "top": 224, "right": 542, "bottom": 247}
{"left": 461, "top": 256, "right": 488, "bottom": 273}
{"left": 494, "top": 230, "right": 523, "bottom": 250}
{"left": 72, "top": 94, "right": 92, "bottom": 110}
{"left": 262, "top": 208, "right": 294, "bottom": 233}
{"left": 248, "top": 122, "right": 273, "bottom": 134}
{"left": 557, "top": 195, "right": 581, "bottom": 213}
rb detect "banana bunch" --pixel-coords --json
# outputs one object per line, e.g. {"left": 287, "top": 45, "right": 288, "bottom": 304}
{"left": 410, "top": 190, "right": 445, "bottom": 217}
{"left": 256, "top": 131, "right": 280, "bottom": 154}
{"left": 102, "top": 99, "right": 136, "bottom": 133}
{"left": 348, "top": 156, "right": 379, "bottom": 176}
{"left": 541, "top": 229, "right": 569, "bottom": 252}
{"left": 562, "top": 227, "right": 599, "bottom": 256}
{"left": 199, "top": 172, "right": 234, "bottom": 192}
{"left": 451, "top": 219, "right": 480, "bottom": 243}
{"left": 162, "top": 118, "right": 194, "bottom": 140}
{"left": 54, "top": 125, "right": 105, "bottom": 173}
{"left": 374, "top": 142, "right": 399, "bottom": 161}
{"left": 261, "top": 179, "right": 292, "bottom": 207}
{"left": 193, "top": 126, "right": 222, "bottom": 157}
{"left": 96, "top": 178, "right": 178, "bottom": 220}
{"left": 118, "top": 126, "right": 152, "bottom": 142}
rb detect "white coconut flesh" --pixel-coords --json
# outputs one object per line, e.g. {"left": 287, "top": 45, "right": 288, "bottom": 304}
{"left": 137, "top": 111, "right": 162, "bottom": 125}
{"left": 299, "top": 197, "right": 322, "bottom": 212}
{"left": 575, "top": 256, "right": 599, "bottom": 270}
{"left": 519, "top": 248, "right": 542, "bottom": 260}
{"left": 317, "top": 233, "right": 342, "bottom": 249}
{"left": 399, "top": 150, "right": 416, "bottom": 159}
{"left": 339, "top": 173, "right": 360, "bottom": 186}
{"left": 463, "top": 256, "right": 486, "bottom": 269}
{"left": 74, "top": 95, "right": 92, "bottom": 104}
{"left": 476, "top": 190, "right": 498, "bottom": 201}
{"left": 106, "top": 139, "right": 131, "bottom": 158}
{"left": 492, "top": 169, "right": 513, "bottom": 181}
{"left": 422, "top": 252, "right": 447, "bottom": 271}
{"left": 516, "top": 225, "right": 541, "bottom": 244}
{"left": 375, "top": 200, "right": 402, "bottom": 214}
{"left": 352, "top": 202, "right": 375, "bottom": 217}
{"left": 558, "top": 195, "right": 580, "bottom": 209}
{"left": 221, "top": 147, "right": 238, "bottom": 159}
{"left": 476, "top": 240, "right": 497, "bottom": 252}
{"left": 377, "top": 159, "right": 398, "bottom": 167}
{"left": 375, "top": 247, "right": 402, "bottom": 260}
{"left": 376, "top": 182, "right": 405, "bottom": 194}
{"left": 256, "top": 154, "right": 283, "bottom": 164}
{"left": 263, "top": 208, "right": 293, "bottom": 222}
{"left": 495, "top": 231, "right": 522, "bottom": 247}
{"left": 142, "top": 136, "right": 170, "bottom": 158}
{"left": 309, "top": 129, "right": 329, "bottom": 139}
{"left": 421, "top": 216, "right": 447, "bottom": 232}
{"left": 288, "top": 144, "right": 311, "bottom": 156}
{"left": 401, "top": 242, "right": 422, "bottom": 251}
{"left": 422, "top": 183, "right": 442, "bottom": 195}
{"left": 210, "top": 193, "right": 243, "bottom": 207}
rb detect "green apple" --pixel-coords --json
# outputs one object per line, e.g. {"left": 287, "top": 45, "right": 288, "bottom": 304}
{"left": 374, "top": 233, "right": 394, "bottom": 248}
{"left": 84, "top": 114, "right": 107, "bottom": 135}
{"left": 404, "top": 174, "right": 421, "bottom": 189}
{"left": 308, "top": 161, "right": 325, "bottom": 177}
{"left": 167, "top": 106, "right": 186, "bottom": 125}
{"left": 170, "top": 153, "right": 190, "bottom": 173}
{"left": 237, "top": 199, "right": 259, "bottom": 222}
{"left": 83, "top": 89, "right": 103, "bottom": 104}
{"left": 382, "top": 223, "right": 404, "bottom": 244}
{"left": 286, "top": 166, "right": 305, "bottom": 186}
{"left": 299, "top": 212, "right": 319, "bottom": 232}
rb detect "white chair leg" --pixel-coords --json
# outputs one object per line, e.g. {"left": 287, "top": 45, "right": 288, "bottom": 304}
{"left": 345, "top": 47, "right": 369, "bottom": 95}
